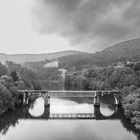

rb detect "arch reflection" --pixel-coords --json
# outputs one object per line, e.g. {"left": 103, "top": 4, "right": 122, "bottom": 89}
{"left": 28, "top": 97, "right": 45, "bottom": 118}
{"left": 100, "top": 94, "right": 117, "bottom": 117}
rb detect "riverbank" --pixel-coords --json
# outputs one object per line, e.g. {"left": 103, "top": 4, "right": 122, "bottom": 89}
{"left": 121, "top": 88, "right": 140, "bottom": 129}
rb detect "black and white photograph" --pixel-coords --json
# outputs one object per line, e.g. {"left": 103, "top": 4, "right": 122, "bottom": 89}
{"left": 0, "top": 0, "right": 140, "bottom": 140}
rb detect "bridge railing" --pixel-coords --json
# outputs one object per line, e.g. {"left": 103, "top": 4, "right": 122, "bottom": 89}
{"left": 18, "top": 90, "right": 120, "bottom": 97}
{"left": 18, "top": 90, "right": 120, "bottom": 93}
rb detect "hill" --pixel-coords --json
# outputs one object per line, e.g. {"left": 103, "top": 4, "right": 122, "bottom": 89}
{"left": 1, "top": 37, "right": 140, "bottom": 66}
{"left": 93, "top": 37, "right": 140, "bottom": 64}
{"left": 59, "top": 38, "right": 140, "bottom": 69}
{"left": 0, "top": 50, "right": 86, "bottom": 64}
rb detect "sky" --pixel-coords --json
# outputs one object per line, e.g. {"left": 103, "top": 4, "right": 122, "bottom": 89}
{"left": 0, "top": 0, "right": 140, "bottom": 54}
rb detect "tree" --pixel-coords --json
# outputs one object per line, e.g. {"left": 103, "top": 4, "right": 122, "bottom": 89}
{"left": 133, "top": 62, "right": 140, "bottom": 72}
{"left": 0, "top": 83, "right": 15, "bottom": 110}
{"left": 0, "top": 62, "right": 8, "bottom": 77}
{"left": 10, "top": 71, "right": 19, "bottom": 82}
{"left": 0, "top": 75, "right": 14, "bottom": 89}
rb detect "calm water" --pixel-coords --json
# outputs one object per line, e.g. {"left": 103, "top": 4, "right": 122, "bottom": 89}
{"left": 0, "top": 97, "right": 139, "bottom": 140}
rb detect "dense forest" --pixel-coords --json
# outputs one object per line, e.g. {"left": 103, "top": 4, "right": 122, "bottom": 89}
{"left": 0, "top": 61, "right": 63, "bottom": 115}
{"left": 23, "top": 60, "right": 63, "bottom": 90}
{"left": 0, "top": 61, "right": 40, "bottom": 114}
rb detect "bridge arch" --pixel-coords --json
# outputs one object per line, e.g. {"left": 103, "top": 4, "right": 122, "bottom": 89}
{"left": 114, "top": 95, "right": 119, "bottom": 105}
{"left": 95, "top": 93, "right": 120, "bottom": 118}
{"left": 23, "top": 91, "right": 50, "bottom": 107}
{"left": 100, "top": 94, "right": 119, "bottom": 105}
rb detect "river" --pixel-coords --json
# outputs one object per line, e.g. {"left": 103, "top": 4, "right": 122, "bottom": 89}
{"left": 0, "top": 96, "right": 139, "bottom": 140}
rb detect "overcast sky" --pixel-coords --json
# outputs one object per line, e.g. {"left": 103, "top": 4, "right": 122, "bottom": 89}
{"left": 0, "top": 0, "right": 140, "bottom": 54}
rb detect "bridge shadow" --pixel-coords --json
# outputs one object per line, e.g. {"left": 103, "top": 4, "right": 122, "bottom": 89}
{"left": 26, "top": 104, "right": 121, "bottom": 120}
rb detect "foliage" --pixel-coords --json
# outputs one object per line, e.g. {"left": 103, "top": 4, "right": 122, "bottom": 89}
{"left": 0, "top": 61, "right": 43, "bottom": 114}
{"left": 122, "top": 88, "right": 140, "bottom": 129}
{"left": 0, "top": 62, "right": 8, "bottom": 77}
{"left": 23, "top": 60, "right": 64, "bottom": 90}
{"left": 65, "top": 67, "right": 139, "bottom": 90}
{"left": 10, "top": 70, "right": 19, "bottom": 82}
{"left": 133, "top": 62, "right": 140, "bottom": 72}
{"left": 0, "top": 83, "right": 15, "bottom": 111}
{"left": 65, "top": 65, "right": 140, "bottom": 129}
{"left": 6, "top": 61, "right": 41, "bottom": 90}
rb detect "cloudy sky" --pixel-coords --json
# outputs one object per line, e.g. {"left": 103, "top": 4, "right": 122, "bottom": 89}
{"left": 0, "top": 0, "right": 140, "bottom": 54}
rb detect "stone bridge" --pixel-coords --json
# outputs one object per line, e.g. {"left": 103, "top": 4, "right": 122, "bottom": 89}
{"left": 18, "top": 90, "right": 121, "bottom": 107}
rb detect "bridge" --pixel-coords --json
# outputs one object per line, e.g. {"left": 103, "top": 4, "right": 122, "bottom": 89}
{"left": 18, "top": 90, "right": 121, "bottom": 107}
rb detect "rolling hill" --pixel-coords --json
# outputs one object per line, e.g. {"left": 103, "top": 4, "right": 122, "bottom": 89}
{"left": 0, "top": 50, "right": 87, "bottom": 64}
{"left": 1, "top": 37, "right": 140, "bottom": 67}
{"left": 93, "top": 37, "right": 140, "bottom": 64}
{"left": 59, "top": 38, "right": 140, "bottom": 69}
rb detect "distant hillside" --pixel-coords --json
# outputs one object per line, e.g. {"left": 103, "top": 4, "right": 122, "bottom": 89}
{"left": 59, "top": 38, "right": 140, "bottom": 69}
{"left": 0, "top": 50, "right": 86, "bottom": 64}
{"left": 1, "top": 37, "right": 140, "bottom": 66}
{"left": 93, "top": 37, "right": 140, "bottom": 64}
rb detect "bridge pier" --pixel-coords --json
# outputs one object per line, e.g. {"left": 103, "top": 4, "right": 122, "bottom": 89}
{"left": 22, "top": 91, "right": 29, "bottom": 105}
{"left": 93, "top": 92, "right": 100, "bottom": 106}
{"left": 44, "top": 95, "right": 50, "bottom": 107}
{"left": 94, "top": 105, "right": 103, "bottom": 119}
{"left": 22, "top": 92, "right": 26, "bottom": 105}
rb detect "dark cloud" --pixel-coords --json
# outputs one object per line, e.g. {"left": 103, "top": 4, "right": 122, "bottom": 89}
{"left": 33, "top": 0, "right": 140, "bottom": 51}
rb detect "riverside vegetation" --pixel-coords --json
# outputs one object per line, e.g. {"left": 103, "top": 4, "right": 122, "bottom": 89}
{"left": 0, "top": 61, "right": 63, "bottom": 115}
{"left": 64, "top": 62, "right": 140, "bottom": 129}
{"left": 0, "top": 61, "right": 41, "bottom": 114}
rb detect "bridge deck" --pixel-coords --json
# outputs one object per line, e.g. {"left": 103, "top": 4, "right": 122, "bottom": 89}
{"left": 19, "top": 90, "right": 120, "bottom": 97}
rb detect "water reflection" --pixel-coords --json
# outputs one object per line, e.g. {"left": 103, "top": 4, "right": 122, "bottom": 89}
{"left": 29, "top": 97, "right": 45, "bottom": 117}
{"left": 50, "top": 98, "right": 94, "bottom": 113}
{"left": 100, "top": 105, "right": 115, "bottom": 117}
{"left": 99, "top": 94, "right": 117, "bottom": 117}
{"left": 0, "top": 98, "right": 139, "bottom": 140}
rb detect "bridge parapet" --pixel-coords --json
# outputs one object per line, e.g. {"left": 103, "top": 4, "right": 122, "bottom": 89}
{"left": 18, "top": 90, "right": 120, "bottom": 97}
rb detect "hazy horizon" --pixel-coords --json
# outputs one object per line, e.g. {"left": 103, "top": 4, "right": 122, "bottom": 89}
{"left": 0, "top": 49, "right": 90, "bottom": 55}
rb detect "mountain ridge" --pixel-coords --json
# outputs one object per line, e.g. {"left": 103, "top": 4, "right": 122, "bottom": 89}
{"left": 93, "top": 37, "right": 140, "bottom": 64}
{"left": 0, "top": 50, "right": 89, "bottom": 63}
{"left": 58, "top": 37, "right": 140, "bottom": 69}
{"left": 0, "top": 37, "right": 140, "bottom": 65}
